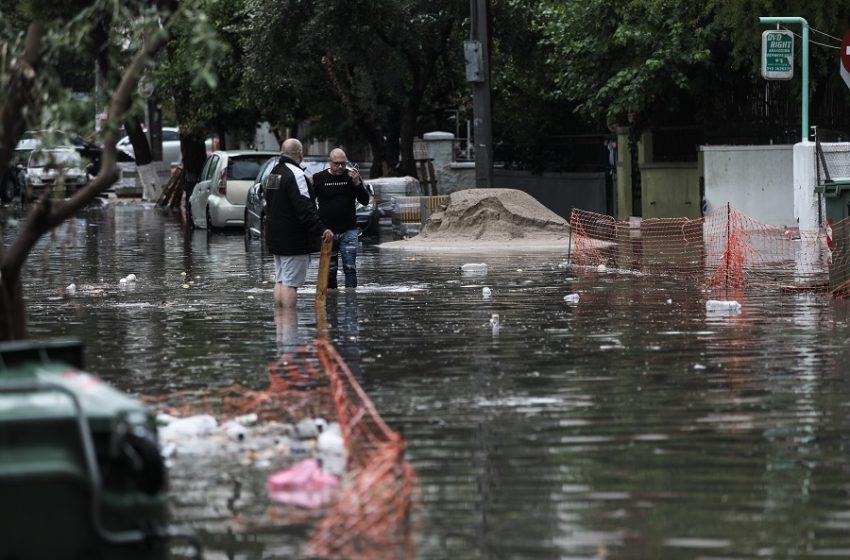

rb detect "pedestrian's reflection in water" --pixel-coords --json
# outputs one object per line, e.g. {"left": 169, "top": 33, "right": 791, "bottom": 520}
{"left": 274, "top": 305, "right": 299, "bottom": 357}
{"left": 326, "top": 291, "right": 361, "bottom": 374}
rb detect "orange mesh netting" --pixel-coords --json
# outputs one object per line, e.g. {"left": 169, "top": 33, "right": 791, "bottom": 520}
{"left": 144, "top": 345, "right": 335, "bottom": 423}
{"left": 307, "top": 339, "right": 418, "bottom": 559}
{"left": 145, "top": 342, "right": 417, "bottom": 559}
{"left": 569, "top": 204, "right": 831, "bottom": 294}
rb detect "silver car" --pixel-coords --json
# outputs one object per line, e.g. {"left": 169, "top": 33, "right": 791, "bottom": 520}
{"left": 189, "top": 150, "right": 279, "bottom": 229}
{"left": 24, "top": 148, "right": 89, "bottom": 201}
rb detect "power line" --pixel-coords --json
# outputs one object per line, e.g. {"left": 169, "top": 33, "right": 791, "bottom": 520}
{"left": 780, "top": 26, "right": 840, "bottom": 50}
{"left": 810, "top": 27, "right": 842, "bottom": 43}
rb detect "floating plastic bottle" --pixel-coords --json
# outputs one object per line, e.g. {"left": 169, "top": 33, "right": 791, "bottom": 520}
{"left": 461, "top": 263, "right": 488, "bottom": 274}
{"left": 705, "top": 299, "right": 741, "bottom": 313}
{"left": 563, "top": 293, "right": 580, "bottom": 304}
{"left": 482, "top": 287, "right": 492, "bottom": 298}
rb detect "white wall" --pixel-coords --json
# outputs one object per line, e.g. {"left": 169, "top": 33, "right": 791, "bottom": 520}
{"left": 702, "top": 144, "right": 795, "bottom": 226}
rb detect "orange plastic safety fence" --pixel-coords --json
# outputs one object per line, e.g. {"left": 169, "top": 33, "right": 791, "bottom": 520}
{"left": 143, "top": 345, "right": 335, "bottom": 424}
{"left": 146, "top": 341, "right": 418, "bottom": 560}
{"left": 569, "top": 204, "right": 830, "bottom": 292}
{"left": 308, "top": 339, "right": 417, "bottom": 560}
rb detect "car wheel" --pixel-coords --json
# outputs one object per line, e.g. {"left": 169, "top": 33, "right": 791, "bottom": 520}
{"left": 244, "top": 209, "right": 252, "bottom": 241}
{"left": 1, "top": 174, "right": 15, "bottom": 202}
{"left": 187, "top": 202, "right": 195, "bottom": 228}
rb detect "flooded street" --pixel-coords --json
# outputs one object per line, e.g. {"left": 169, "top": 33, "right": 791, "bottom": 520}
{"left": 8, "top": 200, "right": 850, "bottom": 559}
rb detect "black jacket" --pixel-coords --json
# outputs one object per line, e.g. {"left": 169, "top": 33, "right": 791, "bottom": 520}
{"left": 264, "top": 156, "right": 326, "bottom": 255}
{"left": 313, "top": 169, "right": 370, "bottom": 233}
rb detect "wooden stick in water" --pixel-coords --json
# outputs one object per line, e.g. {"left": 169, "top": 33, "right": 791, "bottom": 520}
{"left": 315, "top": 236, "right": 332, "bottom": 307}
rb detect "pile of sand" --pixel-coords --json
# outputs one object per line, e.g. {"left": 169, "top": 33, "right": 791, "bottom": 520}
{"left": 380, "top": 188, "right": 571, "bottom": 252}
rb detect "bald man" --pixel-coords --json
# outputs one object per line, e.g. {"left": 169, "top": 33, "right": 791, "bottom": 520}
{"left": 312, "top": 148, "right": 370, "bottom": 289}
{"left": 264, "top": 138, "right": 333, "bottom": 308}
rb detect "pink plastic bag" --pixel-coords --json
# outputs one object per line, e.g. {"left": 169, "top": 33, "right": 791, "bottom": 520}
{"left": 266, "top": 458, "right": 339, "bottom": 508}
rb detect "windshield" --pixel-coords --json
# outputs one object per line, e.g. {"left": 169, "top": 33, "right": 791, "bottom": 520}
{"left": 29, "top": 150, "right": 81, "bottom": 168}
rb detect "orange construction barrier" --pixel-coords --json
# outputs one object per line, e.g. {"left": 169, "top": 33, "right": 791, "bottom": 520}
{"left": 309, "top": 339, "right": 417, "bottom": 559}
{"left": 569, "top": 203, "right": 831, "bottom": 295}
{"left": 145, "top": 341, "right": 417, "bottom": 559}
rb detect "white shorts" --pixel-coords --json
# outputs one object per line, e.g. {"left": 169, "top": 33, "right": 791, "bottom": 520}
{"left": 274, "top": 254, "right": 311, "bottom": 288}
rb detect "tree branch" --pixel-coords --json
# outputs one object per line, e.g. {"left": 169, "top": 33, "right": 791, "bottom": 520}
{"left": 0, "top": 22, "right": 43, "bottom": 181}
{"left": 2, "top": 25, "right": 173, "bottom": 281}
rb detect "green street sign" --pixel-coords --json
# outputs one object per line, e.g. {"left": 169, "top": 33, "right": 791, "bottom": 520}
{"left": 762, "top": 29, "right": 794, "bottom": 80}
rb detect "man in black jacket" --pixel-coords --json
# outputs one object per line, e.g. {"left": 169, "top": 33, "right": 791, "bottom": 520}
{"left": 312, "top": 148, "right": 370, "bottom": 289}
{"left": 265, "top": 138, "right": 333, "bottom": 308}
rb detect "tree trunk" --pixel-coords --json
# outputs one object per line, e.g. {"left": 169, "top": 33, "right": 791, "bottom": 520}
{"left": 125, "top": 116, "right": 152, "bottom": 165}
{"left": 397, "top": 101, "right": 419, "bottom": 178}
{"left": 180, "top": 133, "right": 207, "bottom": 208}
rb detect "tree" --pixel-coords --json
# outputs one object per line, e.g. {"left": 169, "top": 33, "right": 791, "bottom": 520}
{"left": 535, "top": 0, "right": 850, "bottom": 135}
{"left": 243, "top": 0, "right": 465, "bottom": 177}
{"left": 0, "top": 1, "right": 217, "bottom": 341}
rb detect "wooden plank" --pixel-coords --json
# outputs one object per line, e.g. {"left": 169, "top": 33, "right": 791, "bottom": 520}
{"left": 315, "top": 236, "right": 333, "bottom": 307}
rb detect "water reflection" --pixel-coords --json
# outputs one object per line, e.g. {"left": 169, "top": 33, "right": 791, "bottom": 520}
{"left": 10, "top": 202, "right": 850, "bottom": 558}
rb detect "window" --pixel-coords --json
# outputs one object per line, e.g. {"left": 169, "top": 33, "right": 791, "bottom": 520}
{"left": 201, "top": 155, "right": 219, "bottom": 181}
{"left": 228, "top": 156, "right": 271, "bottom": 181}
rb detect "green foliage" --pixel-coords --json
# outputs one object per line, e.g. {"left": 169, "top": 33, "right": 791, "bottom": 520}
{"left": 243, "top": 0, "right": 464, "bottom": 160}
{"left": 154, "top": 0, "right": 246, "bottom": 139}
{"left": 537, "top": 0, "right": 719, "bottom": 126}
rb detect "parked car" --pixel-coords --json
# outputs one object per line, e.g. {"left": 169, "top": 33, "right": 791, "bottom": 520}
{"left": 2, "top": 130, "right": 128, "bottom": 202}
{"left": 189, "top": 150, "right": 279, "bottom": 229}
{"left": 117, "top": 127, "right": 213, "bottom": 165}
{"left": 244, "top": 158, "right": 379, "bottom": 241}
{"left": 244, "top": 155, "right": 279, "bottom": 239}
{"left": 24, "top": 148, "right": 89, "bottom": 201}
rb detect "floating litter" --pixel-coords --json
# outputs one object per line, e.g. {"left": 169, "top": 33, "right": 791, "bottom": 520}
{"left": 125, "top": 273, "right": 137, "bottom": 282}
{"left": 705, "top": 300, "right": 741, "bottom": 313}
{"left": 482, "top": 287, "right": 492, "bottom": 298}
{"left": 65, "top": 283, "right": 76, "bottom": 295}
{"left": 461, "top": 263, "right": 488, "bottom": 274}
{"left": 563, "top": 293, "right": 580, "bottom": 304}
{"left": 597, "top": 264, "right": 607, "bottom": 272}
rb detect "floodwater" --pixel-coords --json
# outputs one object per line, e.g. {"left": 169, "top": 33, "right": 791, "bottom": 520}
{"left": 6, "top": 200, "right": 850, "bottom": 559}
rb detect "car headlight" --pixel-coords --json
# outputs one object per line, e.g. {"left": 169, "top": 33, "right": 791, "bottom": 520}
{"left": 29, "top": 175, "right": 43, "bottom": 185}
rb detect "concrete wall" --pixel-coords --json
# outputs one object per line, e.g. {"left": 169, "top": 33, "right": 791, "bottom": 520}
{"left": 702, "top": 144, "right": 795, "bottom": 226}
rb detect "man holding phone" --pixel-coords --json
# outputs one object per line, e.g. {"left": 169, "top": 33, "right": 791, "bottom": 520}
{"left": 312, "top": 148, "right": 371, "bottom": 289}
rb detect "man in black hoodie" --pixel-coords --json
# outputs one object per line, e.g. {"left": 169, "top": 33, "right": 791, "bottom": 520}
{"left": 312, "top": 148, "right": 370, "bottom": 289}
{"left": 265, "top": 138, "right": 333, "bottom": 308}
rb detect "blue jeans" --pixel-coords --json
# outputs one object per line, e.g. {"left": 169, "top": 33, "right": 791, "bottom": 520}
{"left": 328, "top": 229, "right": 359, "bottom": 288}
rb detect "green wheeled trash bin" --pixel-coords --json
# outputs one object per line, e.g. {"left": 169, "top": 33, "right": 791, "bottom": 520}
{"left": 0, "top": 339, "right": 200, "bottom": 559}
{"left": 815, "top": 180, "right": 850, "bottom": 223}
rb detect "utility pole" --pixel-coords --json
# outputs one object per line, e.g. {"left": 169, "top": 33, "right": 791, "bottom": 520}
{"left": 467, "top": 0, "right": 493, "bottom": 188}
